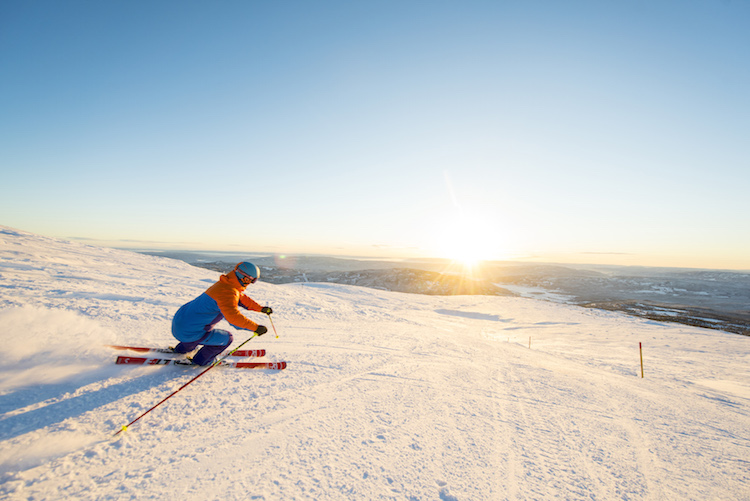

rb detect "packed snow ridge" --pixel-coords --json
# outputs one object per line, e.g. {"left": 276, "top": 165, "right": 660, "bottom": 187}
{"left": 0, "top": 226, "right": 749, "bottom": 500}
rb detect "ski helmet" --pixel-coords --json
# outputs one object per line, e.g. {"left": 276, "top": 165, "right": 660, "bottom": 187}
{"left": 234, "top": 261, "right": 260, "bottom": 286}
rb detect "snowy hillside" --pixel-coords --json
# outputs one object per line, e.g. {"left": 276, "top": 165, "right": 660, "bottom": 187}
{"left": 1, "top": 226, "right": 749, "bottom": 500}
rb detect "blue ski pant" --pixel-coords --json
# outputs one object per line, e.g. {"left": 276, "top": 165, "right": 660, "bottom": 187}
{"left": 174, "top": 328, "right": 233, "bottom": 366}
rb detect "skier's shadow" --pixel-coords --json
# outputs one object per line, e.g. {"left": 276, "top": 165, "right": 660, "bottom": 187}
{"left": 0, "top": 367, "right": 186, "bottom": 441}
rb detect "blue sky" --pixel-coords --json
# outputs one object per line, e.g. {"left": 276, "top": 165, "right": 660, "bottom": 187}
{"left": 1, "top": 1, "right": 749, "bottom": 270}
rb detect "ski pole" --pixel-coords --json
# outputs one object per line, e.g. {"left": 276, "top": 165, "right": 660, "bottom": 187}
{"left": 114, "top": 332, "right": 258, "bottom": 437}
{"left": 268, "top": 313, "right": 278, "bottom": 338}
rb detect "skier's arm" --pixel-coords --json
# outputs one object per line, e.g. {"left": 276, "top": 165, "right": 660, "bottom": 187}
{"left": 208, "top": 287, "right": 259, "bottom": 332}
{"left": 238, "top": 294, "right": 262, "bottom": 312}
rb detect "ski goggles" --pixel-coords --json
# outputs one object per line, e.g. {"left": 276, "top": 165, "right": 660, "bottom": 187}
{"left": 235, "top": 269, "right": 258, "bottom": 285}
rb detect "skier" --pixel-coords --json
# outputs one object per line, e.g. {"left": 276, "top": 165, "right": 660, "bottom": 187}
{"left": 171, "top": 261, "right": 272, "bottom": 366}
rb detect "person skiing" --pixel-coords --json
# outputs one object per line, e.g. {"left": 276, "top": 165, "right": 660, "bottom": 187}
{"left": 171, "top": 261, "right": 272, "bottom": 366}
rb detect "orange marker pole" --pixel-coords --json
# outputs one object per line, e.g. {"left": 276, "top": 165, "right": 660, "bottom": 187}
{"left": 639, "top": 342, "right": 644, "bottom": 378}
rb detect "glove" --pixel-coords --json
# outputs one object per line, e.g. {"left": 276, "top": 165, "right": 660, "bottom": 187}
{"left": 261, "top": 306, "right": 273, "bottom": 314}
{"left": 255, "top": 325, "right": 268, "bottom": 336}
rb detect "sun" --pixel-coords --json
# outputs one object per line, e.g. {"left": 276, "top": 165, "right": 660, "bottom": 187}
{"left": 428, "top": 171, "right": 515, "bottom": 268}
{"left": 438, "top": 235, "right": 486, "bottom": 268}
{"left": 431, "top": 211, "right": 506, "bottom": 269}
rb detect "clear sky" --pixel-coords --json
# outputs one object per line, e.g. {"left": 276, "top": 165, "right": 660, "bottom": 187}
{"left": 1, "top": 1, "right": 749, "bottom": 270}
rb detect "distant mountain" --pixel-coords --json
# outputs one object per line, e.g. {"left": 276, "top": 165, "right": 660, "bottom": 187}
{"left": 188, "top": 260, "right": 515, "bottom": 297}
{"left": 151, "top": 251, "right": 750, "bottom": 336}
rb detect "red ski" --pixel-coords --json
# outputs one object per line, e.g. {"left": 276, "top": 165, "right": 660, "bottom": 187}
{"left": 115, "top": 356, "right": 286, "bottom": 370}
{"left": 107, "top": 345, "right": 265, "bottom": 358}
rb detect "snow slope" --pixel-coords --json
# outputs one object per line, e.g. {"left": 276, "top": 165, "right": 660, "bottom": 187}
{"left": 0, "top": 226, "right": 748, "bottom": 500}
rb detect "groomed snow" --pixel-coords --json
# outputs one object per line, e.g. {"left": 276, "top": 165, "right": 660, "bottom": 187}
{"left": 1, "top": 226, "right": 748, "bottom": 500}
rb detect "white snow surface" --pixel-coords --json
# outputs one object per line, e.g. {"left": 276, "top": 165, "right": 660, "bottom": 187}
{"left": 0, "top": 226, "right": 749, "bottom": 500}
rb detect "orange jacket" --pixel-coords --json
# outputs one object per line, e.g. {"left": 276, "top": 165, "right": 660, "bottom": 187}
{"left": 205, "top": 272, "right": 263, "bottom": 331}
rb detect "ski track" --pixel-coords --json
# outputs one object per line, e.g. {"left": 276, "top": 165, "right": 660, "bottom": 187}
{"left": 1, "top": 227, "right": 750, "bottom": 499}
